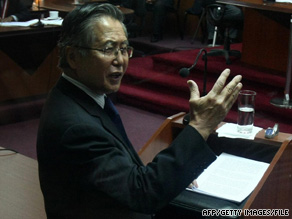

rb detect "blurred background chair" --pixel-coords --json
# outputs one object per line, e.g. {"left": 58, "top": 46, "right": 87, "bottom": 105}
{"left": 203, "top": 3, "right": 242, "bottom": 64}
{"left": 140, "top": 0, "right": 183, "bottom": 41}
{"left": 183, "top": 0, "right": 207, "bottom": 43}
{"left": 167, "top": 0, "right": 183, "bottom": 40}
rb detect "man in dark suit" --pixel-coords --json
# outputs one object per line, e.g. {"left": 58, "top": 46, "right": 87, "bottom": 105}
{"left": 37, "top": 3, "right": 242, "bottom": 218}
{"left": 120, "top": 0, "right": 175, "bottom": 42}
{"left": 0, "top": 0, "right": 31, "bottom": 22}
{"left": 146, "top": 0, "right": 174, "bottom": 42}
{"left": 203, "top": 0, "right": 243, "bottom": 44}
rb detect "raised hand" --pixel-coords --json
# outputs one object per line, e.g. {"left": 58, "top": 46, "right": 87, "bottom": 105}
{"left": 187, "top": 69, "right": 242, "bottom": 140}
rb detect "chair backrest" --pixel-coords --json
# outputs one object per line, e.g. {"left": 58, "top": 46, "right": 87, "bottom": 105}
{"left": 206, "top": 3, "right": 227, "bottom": 26}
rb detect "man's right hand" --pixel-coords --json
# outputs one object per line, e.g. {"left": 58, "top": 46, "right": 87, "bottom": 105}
{"left": 0, "top": 16, "right": 14, "bottom": 22}
{"left": 187, "top": 68, "right": 242, "bottom": 140}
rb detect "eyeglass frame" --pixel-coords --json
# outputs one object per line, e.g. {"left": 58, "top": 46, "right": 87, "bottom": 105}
{"left": 75, "top": 45, "right": 134, "bottom": 58}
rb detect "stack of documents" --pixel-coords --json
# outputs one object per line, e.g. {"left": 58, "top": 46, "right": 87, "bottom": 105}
{"left": 0, "top": 18, "right": 63, "bottom": 27}
{"left": 275, "top": 0, "right": 292, "bottom": 2}
{"left": 187, "top": 153, "right": 269, "bottom": 203}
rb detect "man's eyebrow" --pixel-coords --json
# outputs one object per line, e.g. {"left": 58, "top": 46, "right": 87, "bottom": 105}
{"left": 102, "top": 40, "right": 129, "bottom": 47}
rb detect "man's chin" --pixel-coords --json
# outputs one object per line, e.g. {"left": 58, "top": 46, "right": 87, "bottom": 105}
{"left": 105, "top": 85, "right": 121, "bottom": 94}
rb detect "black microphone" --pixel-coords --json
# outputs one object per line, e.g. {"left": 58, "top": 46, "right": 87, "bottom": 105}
{"left": 179, "top": 48, "right": 207, "bottom": 78}
{"left": 179, "top": 48, "right": 208, "bottom": 125}
{"left": 179, "top": 67, "right": 190, "bottom": 78}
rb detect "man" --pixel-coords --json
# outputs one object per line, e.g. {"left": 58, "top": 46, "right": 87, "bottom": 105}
{"left": 37, "top": 3, "right": 242, "bottom": 218}
{"left": 0, "top": 0, "right": 31, "bottom": 22}
{"left": 203, "top": 0, "right": 243, "bottom": 44}
{"left": 120, "top": 0, "right": 174, "bottom": 42}
{"left": 146, "top": 0, "right": 174, "bottom": 42}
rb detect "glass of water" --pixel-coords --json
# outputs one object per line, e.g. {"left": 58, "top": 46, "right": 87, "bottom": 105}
{"left": 237, "top": 90, "right": 256, "bottom": 134}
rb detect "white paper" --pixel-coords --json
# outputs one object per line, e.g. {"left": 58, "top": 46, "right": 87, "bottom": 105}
{"left": 0, "top": 19, "right": 39, "bottom": 27}
{"left": 187, "top": 153, "right": 269, "bottom": 203}
{"left": 275, "top": 0, "right": 292, "bottom": 3}
{"left": 0, "top": 18, "right": 63, "bottom": 27}
{"left": 41, "top": 18, "right": 63, "bottom": 26}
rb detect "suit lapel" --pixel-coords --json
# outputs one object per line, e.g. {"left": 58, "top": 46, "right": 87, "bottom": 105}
{"left": 55, "top": 77, "right": 144, "bottom": 165}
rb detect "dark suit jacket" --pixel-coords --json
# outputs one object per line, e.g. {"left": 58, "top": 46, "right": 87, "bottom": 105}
{"left": 37, "top": 77, "right": 216, "bottom": 219}
{"left": 5, "top": 0, "right": 31, "bottom": 21}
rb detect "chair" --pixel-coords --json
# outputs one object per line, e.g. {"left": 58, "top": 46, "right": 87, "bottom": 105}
{"left": 140, "top": 0, "right": 183, "bottom": 40}
{"left": 167, "top": 0, "right": 183, "bottom": 40}
{"left": 203, "top": 3, "right": 242, "bottom": 64}
{"left": 182, "top": 0, "right": 207, "bottom": 43}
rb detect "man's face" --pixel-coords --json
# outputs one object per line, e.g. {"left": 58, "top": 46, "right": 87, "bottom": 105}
{"left": 68, "top": 17, "right": 129, "bottom": 94}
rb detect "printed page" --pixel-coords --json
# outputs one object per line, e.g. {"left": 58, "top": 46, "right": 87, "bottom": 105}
{"left": 275, "top": 0, "right": 292, "bottom": 3}
{"left": 0, "top": 19, "right": 63, "bottom": 27}
{"left": 0, "top": 19, "right": 39, "bottom": 27}
{"left": 187, "top": 153, "right": 269, "bottom": 203}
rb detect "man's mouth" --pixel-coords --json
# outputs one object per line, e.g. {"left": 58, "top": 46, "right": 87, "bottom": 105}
{"left": 110, "top": 72, "right": 122, "bottom": 79}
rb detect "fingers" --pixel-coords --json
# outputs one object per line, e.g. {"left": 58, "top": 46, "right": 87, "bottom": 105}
{"left": 222, "top": 73, "right": 242, "bottom": 107}
{"left": 210, "top": 69, "right": 242, "bottom": 102}
{"left": 210, "top": 69, "right": 231, "bottom": 95}
{"left": 186, "top": 68, "right": 243, "bottom": 140}
{"left": 225, "top": 79, "right": 243, "bottom": 110}
{"left": 187, "top": 80, "right": 200, "bottom": 101}
{"left": 192, "top": 180, "right": 198, "bottom": 188}
{"left": 225, "top": 75, "right": 242, "bottom": 95}
{"left": 1, "top": 16, "right": 13, "bottom": 22}
{"left": 188, "top": 179, "right": 198, "bottom": 189}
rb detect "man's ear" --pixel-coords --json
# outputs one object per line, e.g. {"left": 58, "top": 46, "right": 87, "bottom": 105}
{"left": 66, "top": 46, "right": 78, "bottom": 69}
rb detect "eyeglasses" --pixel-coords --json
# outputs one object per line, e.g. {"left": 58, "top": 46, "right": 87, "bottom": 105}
{"left": 77, "top": 46, "right": 134, "bottom": 58}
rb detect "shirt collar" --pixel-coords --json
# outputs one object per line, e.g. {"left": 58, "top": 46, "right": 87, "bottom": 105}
{"left": 62, "top": 73, "right": 105, "bottom": 108}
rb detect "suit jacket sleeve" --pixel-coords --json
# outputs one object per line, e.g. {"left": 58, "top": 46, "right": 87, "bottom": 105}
{"left": 58, "top": 121, "right": 216, "bottom": 214}
{"left": 8, "top": 0, "right": 31, "bottom": 21}
{"left": 37, "top": 79, "right": 216, "bottom": 216}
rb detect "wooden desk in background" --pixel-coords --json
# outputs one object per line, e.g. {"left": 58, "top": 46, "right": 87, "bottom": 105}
{"left": 0, "top": 26, "right": 61, "bottom": 102}
{"left": 217, "top": 0, "right": 292, "bottom": 108}
{"left": 0, "top": 1, "right": 133, "bottom": 103}
{"left": 217, "top": 0, "right": 291, "bottom": 73}
{"left": 39, "top": 0, "right": 134, "bottom": 15}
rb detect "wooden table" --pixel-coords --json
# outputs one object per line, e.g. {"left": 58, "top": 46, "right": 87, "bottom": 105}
{"left": 217, "top": 0, "right": 292, "bottom": 108}
{"left": 139, "top": 112, "right": 292, "bottom": 218}
{"left": 0, "top": 25, "right": 61, "bottom": 102}
{"left": 39, "top": 0, "right": 134, "bottom": 15}
{"left": 0, "top": 1, "right": 133, "bottom": 103}
{"left": 218, "top": 0, "right": 292, "bottom": 13}
{"left": 139, "top": 112, "right": 292, "bottom": 165}
{"left": 0, "top": 25, "right": 60, "bottom": 37}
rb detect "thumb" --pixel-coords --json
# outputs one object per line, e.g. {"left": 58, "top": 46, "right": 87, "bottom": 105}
{"left": 187, "top": 80, "right": 200, "bottom": 101}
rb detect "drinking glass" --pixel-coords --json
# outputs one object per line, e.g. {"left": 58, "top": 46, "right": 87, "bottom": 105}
{"left": 237, "top": 90, "right": 256, "bottom": 134}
